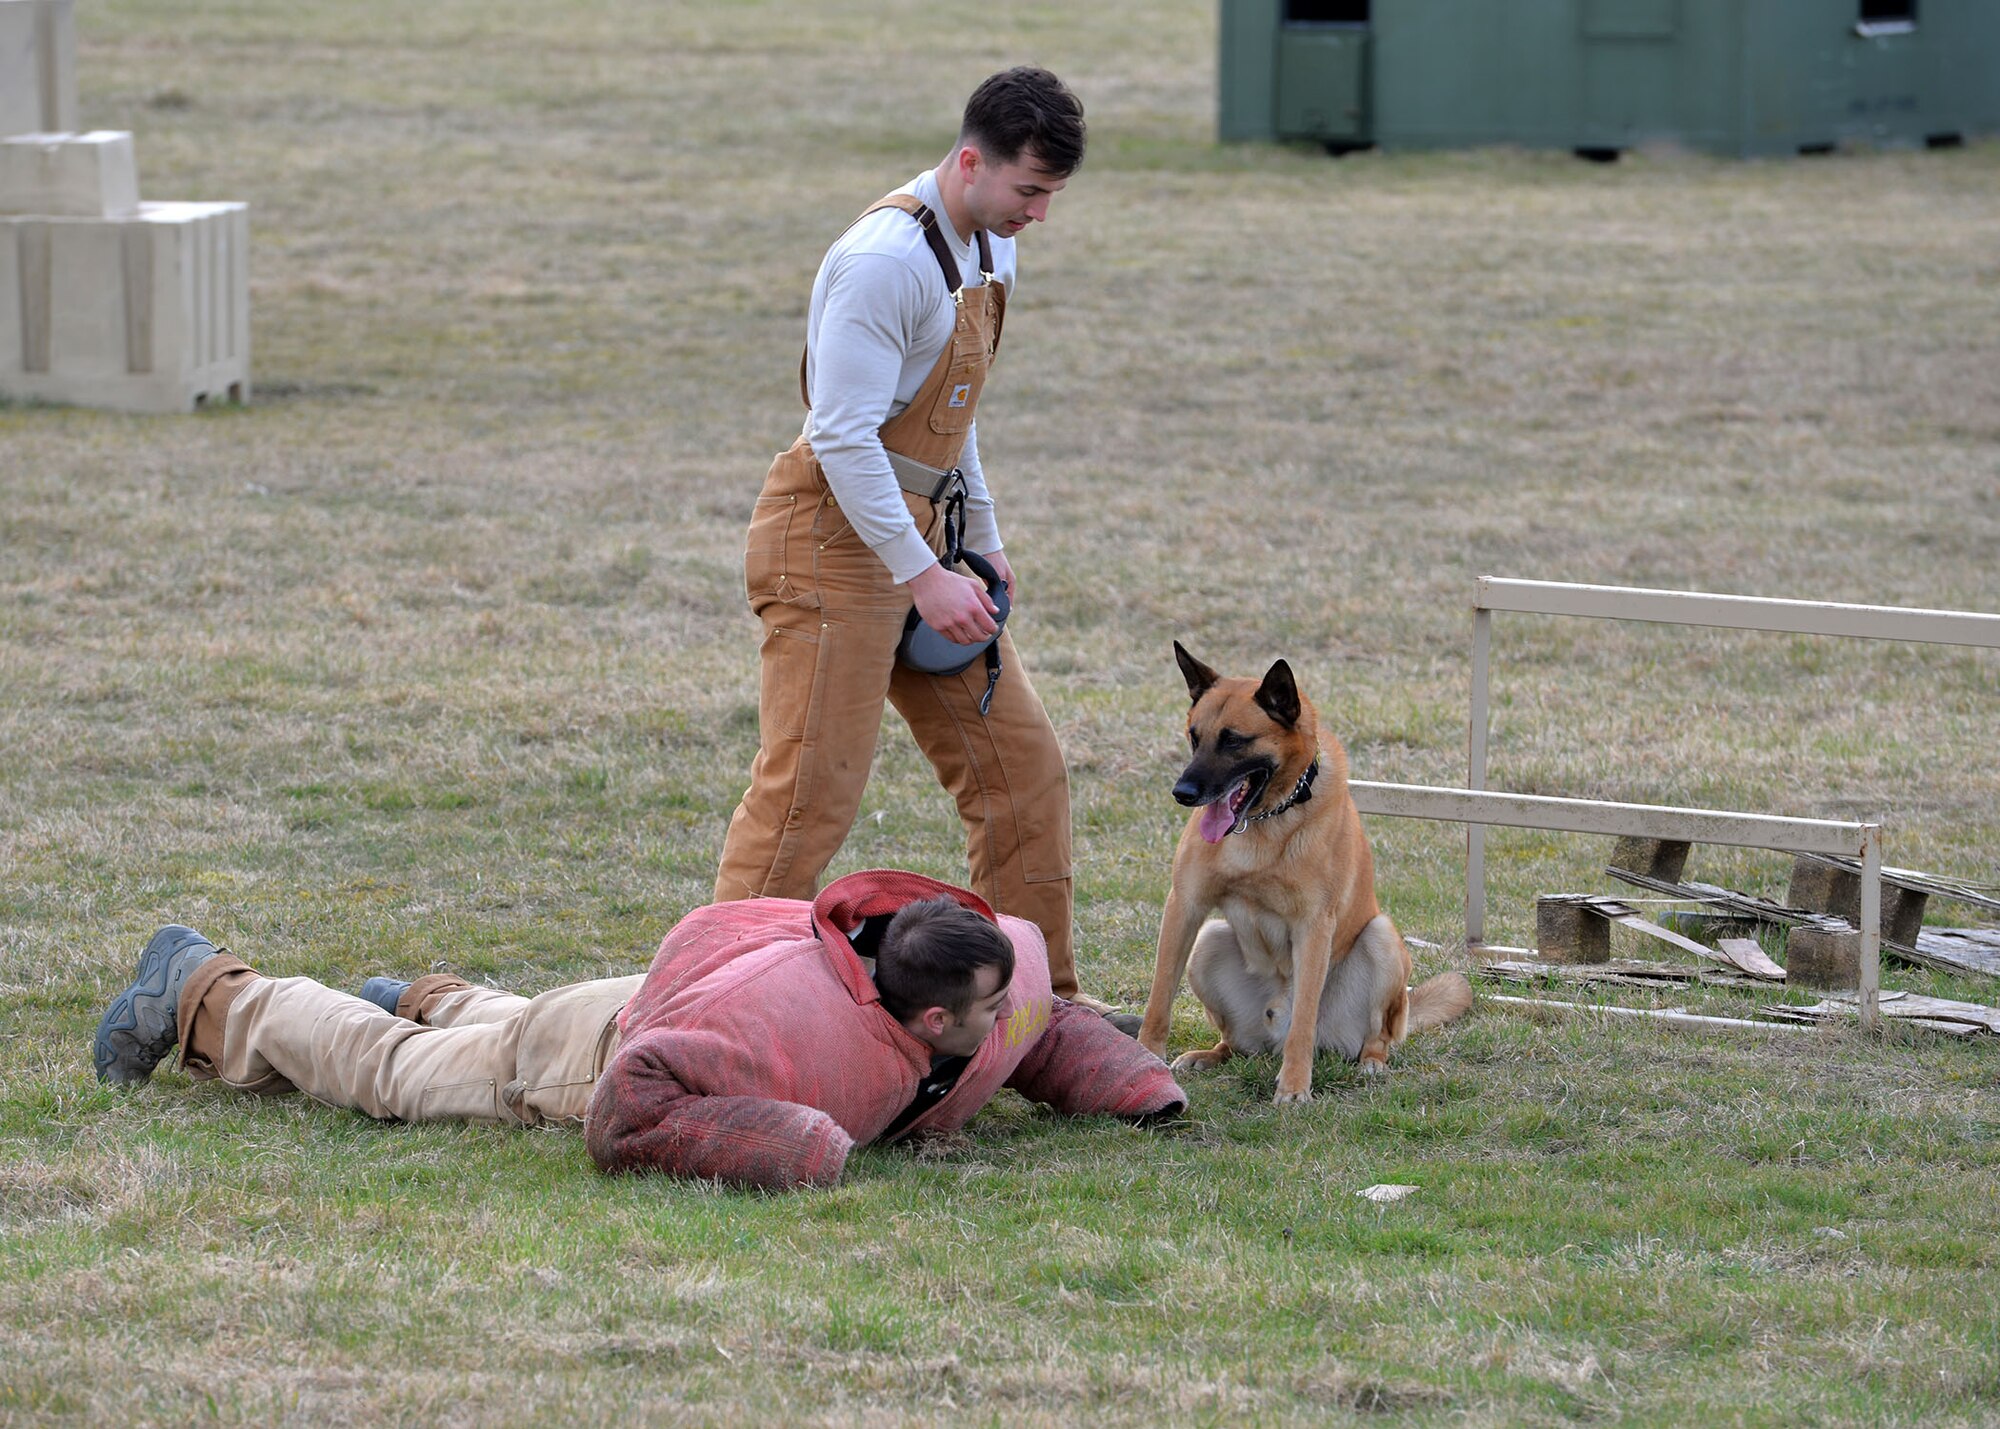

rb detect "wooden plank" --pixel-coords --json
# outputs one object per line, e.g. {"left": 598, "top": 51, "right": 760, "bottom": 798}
{"left": 1763, "top": 1001, "right": 1987, "bottom": 1038}
{"left": 1485, "top": 994, "right": 1814, "bottom": 1035}
{"left": 1485, "top": 960, "right": 1690, "bottom": 989}
{"left": 1607, "top": 907, "right": 1738, "bottom": 966}
{"left": 1537, "top": 893, "right": 1783, "bottom": 978}
{"left": 1925, "top": 928, "right": 2000, "bottom": 950}
{"left": 1897, "top": 929, "right": 2000, "bottom": 979}
{"left": 1480, "top": 958, "right": 1766, "bottom": 990}
{"left": 1819, "top": 990, "right": 2000, "bottom": 1033}
{"left": 1799, "top": 853, "right": 2000, "bottom": 914}
{"left": 1603, "top": 866, "right": 1845, "bottom": 931}
{"left": 1715, "top": 937, "right": 1787, "bottom": 980}
{"left": 1608, "top": 865, "right": 2000, "bottom": 978}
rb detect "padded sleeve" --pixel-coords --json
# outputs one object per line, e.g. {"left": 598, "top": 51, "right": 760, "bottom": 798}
{"left": 585, "top": 1030, "right": 853, "bottom": 1190}
{"left": 1003, "top": 998, "right": 1188, "bottom": 1121}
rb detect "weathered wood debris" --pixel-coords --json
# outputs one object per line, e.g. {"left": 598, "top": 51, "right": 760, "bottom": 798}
{"left": 1760, "top": 990, "right": 2000, "bottom": 1038}
{"left": 1471, "top": 836, "right": 2000, "bottom": 1039}
{"left": 1605, "top": 846, "right": 2000, "bottom": 981}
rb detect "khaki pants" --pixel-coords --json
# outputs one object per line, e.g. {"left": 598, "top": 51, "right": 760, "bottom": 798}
{"left": 209, "top": 972, "right": 645, "bottom": 1126}
{"left": 714, "top": 438, "right": 1077, "bottom": 994}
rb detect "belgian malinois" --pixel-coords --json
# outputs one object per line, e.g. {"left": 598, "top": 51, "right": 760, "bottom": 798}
{"left": 1138, "top": 643, "right": 1473, "bottom": 1102}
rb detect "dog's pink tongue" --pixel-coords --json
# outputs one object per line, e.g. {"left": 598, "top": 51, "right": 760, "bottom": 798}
{"left": 1199, "top": 797, "right": 1235, "bottom": 844}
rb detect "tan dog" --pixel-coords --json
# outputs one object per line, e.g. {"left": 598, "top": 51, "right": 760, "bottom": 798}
{"left": 1138, "top": 643, "right": 1472, "bottom": 1103}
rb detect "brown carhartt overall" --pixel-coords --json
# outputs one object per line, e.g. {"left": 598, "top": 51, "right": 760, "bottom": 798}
{"left": 714, "top": 194, "right": 1076, "bottom": 995}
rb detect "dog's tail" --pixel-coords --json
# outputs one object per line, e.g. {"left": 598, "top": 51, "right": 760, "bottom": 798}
{"left": 1405, "top": 972, "right": 1474, "bottom": 1034}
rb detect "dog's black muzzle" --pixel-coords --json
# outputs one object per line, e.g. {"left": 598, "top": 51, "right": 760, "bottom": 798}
{"left": 1173, "top": 758, "right": 1273, "bottom": 809}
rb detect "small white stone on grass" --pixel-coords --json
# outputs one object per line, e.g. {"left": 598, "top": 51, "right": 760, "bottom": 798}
{"left": 1357, "top": 1183, "right": 1420, "bottom": 1203}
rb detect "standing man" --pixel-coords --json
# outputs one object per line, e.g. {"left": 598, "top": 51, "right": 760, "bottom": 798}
{"left": 715, "top": 68, "right": 1101, "bottom": 1006}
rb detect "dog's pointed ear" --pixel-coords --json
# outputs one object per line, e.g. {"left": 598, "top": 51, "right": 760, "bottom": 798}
{"left": 1254, "top": 659, "right": 1301, "bottom": 727}
{"left": 1174, "top": 641, "right": 1220, "bottom": 704}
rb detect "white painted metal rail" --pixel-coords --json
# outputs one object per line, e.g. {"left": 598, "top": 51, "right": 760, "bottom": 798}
{"left": 1445, "top": 579, "right": 2000, "bottom": 1032}
{"left": 1351, "top": 783, "right": 1875, "bottom": 859}
{"left": 1473, "top": 579, "right": 2000, "bottom": 650}
{"left": 1347, "top": 780, "right": 1882, "bottom": 1026}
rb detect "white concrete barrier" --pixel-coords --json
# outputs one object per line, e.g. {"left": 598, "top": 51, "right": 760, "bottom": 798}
{"left": 0, "top": 1, "right": 249, "bottom": 412}
{"left": 0, "top": 0, "right": 76, "bottom": 137}
{"left": 0, "top": 131, "right": 141, "bottom": 217}
{"left": 0, "top": 201, "right": 250, "bottom": 412}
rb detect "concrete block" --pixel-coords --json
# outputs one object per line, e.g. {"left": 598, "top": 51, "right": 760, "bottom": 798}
{"left": 0, "top": 1, "right": 76, "bottom": 137}
{"left": 1536, "top": 896, "right": 1611, "bottom": 964}
{"left": 1786, "top": 856, "right": 1928, "bottom": 946}
{"left": 1608, "top": 837, "right": 1690, "bottom": 882}
{"left": 1785, "top": 925, "right": 1861, "bottom": 990}
{"left": 0, "top": 201, "right": 250, "bottom": 412}
{"left": 0, "top": 131, "right": 140, "bottom": 217}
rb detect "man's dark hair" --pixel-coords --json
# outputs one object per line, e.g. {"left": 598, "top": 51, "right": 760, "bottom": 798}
{"left": 960, "top": 66, "right": 1086, "bottom": 176}
{"left": 875, "top": 897, "right": 1015, "bottom": 1020}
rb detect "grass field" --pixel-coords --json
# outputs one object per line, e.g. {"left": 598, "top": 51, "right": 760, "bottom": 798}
{"left": 5, "top": 1, "right": 2000, "bottom": 1423}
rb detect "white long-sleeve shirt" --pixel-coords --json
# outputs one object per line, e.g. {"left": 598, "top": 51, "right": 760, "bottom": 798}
{"left": 802, "top": 169, "right": 1016, "bottom": 584}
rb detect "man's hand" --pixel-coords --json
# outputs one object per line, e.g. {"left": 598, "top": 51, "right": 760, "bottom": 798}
{"left": 905, "top": 562, "right": 1000, "bottom": 645}
{"left": 980, "top": 549, "right": 1017, "bottom": 605}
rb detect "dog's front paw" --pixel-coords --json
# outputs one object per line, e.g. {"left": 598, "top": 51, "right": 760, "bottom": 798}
{"left": 1170, "top": 1048, "right": 1223, "bottom": 1073}
{"left": 1273, "top": 1055, "right": 1314, "bottom": 1102}
{"left": 1358, "top": 1059, "right": 1388, "bottom": 1078}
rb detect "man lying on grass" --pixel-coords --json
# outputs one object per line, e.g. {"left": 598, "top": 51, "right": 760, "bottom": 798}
{"left": 92, "top": 869, "right": 1186, "bottom": 1189}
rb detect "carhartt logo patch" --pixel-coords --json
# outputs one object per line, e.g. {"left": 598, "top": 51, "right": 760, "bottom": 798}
{"left": 948, "top": 383, "right": 971, "bottom": 408}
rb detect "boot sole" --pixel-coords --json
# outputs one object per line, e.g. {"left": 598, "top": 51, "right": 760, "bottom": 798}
{"left": 93, "top": 925, "right": 214, "bottom": 1084}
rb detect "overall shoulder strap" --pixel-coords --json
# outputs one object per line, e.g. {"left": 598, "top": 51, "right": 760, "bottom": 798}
{"left": 800, "top": 193, "right": 971, "bottom": 408}
{"left": 864, "top": 193, "right": 963, "bottom": 295}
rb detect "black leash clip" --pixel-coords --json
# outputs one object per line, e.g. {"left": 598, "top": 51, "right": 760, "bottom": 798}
{"left": 895, "top": 470, "right": 1010, "bottom": 718}
{"left": 979, "top": 643, "right": 1003, "bottom": 717}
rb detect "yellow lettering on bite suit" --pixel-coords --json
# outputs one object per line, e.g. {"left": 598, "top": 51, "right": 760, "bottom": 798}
{"left": 1003, "top": 998, "right": 1050, "bottom": 1049}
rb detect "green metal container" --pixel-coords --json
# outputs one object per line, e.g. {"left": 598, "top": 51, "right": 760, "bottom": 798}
{"left": 1218, "top": 0, "right": 2000, "bottom": 156}
{"left": 1222, "top": 1, "right": 1371, "bottom": 145}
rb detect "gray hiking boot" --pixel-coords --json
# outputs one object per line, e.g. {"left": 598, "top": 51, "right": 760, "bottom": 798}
{"left": 1102, "top": 1010, "right": 1143, "bottom": 1038}
{"left": 358, "top": 977, "right": 411, "bottom": 1016}
{"left": 93, "top": 925, "right": 221, "bottom": 1084}
{"left": 1071, "top": 992, "right": 1144, "bottom": 1039}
